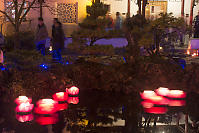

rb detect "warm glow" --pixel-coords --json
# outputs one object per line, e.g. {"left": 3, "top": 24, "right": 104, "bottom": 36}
{"left": 192, "top": 53, "right": 197, "bottom": 57}
{"left": 148, "top": 96, "right": 169, "bottom": 105}
{"left": 16, "top": 102, "right": 34, "bottom": 113}
{"left": 53, "top": 92, "right": 68, "bottom": 101}
{"left": 168, "top": 90, "right": 186, "bottom": 99}
{"left": 57, "top": 103, "right": 68, "bottom": 111}
{"left": 187, "top": 50, "right": 190, "bottom": 55}
{"left": 141, "top": 101, "right": 154, "bottom": 108}
{"left": 169, "top": 100, "right": 186, "bottom": 107}
{"left": 15, "top": 96, "right": 32, "bottom": 105}
{"left": 66, "top": 86, "right": 79, "bottom": 95}
{"left": 156, "top": 87, "right": 170, "bottom": 97}
{"left": 16, "top": 114, "right": 34, "bottom": 123}
{"left": 140, "top": 90, "right": 157, "bottom": 100}
{"left": 144, "top": 107, "right": 168, "bottom": 114}
{"left": 36, "top": 114, "right": 58, "bottom": 125}
{"left": 67, "top": 97, "right": 79, "bottom": 104}
{"left": 35, "top": 99, "right": 58, "bottom": 114}
{"left": 159, "top": 46, "right": 163, "bottom": 50}
{"left": 86, "top": 0, "right": 92, "bottom": 6}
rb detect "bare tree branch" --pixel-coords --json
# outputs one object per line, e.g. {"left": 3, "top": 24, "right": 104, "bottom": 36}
{"left": 0, "top": 10, "right": 15, "bottom": 27}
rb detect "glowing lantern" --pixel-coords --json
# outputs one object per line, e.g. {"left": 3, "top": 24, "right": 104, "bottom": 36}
{"left": 144, "top": 107, "right": 168, "bottom": 114}
{"left": 187, "top": 50, "right": 190, "bottom": 55}
{"left": 66, "top": 86, "right": 79, "bottom": 95}
{"left": 53, "top": 92, "right": 68, "bottom": 102}
{"left": 169, "top": 100, "right": 186, "bottom": 107}
{"left": 141, "top": 101, "right": 154, "bottom": 108}
{"left": 67, "top": 97, "right": 79, "bottom": 104}
{"left": 16, "top": 102, "right": 34, "bottom": 113}
{"left": 57, "top": 103, "right": 68, "bottom": 111}
{"left": 35, "top": 99, "right": 58, "bottom": 114}
{"left": 36, "top": 114, "right": 58, "bottom": 125}
{"left": 140, "top": 90, "right": 156, "bottom": 100}
{"left": 168, "top": 90, "right": 186, "bottom": 99}
{"left": 156, "top": 87, "right": 170, "bottom": 97}
{"left": 147, "top": 96, "right": 169, "bottom": 105}
{"left": 15, "top": 96, "right": 32, "bottom": 105}
{"left": 16, "top": 114, "right": 34, "bottom": 123}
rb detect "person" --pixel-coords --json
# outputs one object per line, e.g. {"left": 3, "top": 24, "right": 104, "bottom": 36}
{"left": 115, "top": 12, "right": 123, "bottom": 30}
{"left": 106, "top": 13, "right": 114, "bottom": 31}
{"left": 0, "top": 32, "right": 4, "bottom": 47}
{"left": 35, "top": 17, "right": 48, "bottom": 56}
{"left": 193, "top": 11, "right": 199, "bottom": 38}
{"left": 51, "top": 20, "right": 65, "bottom": 62}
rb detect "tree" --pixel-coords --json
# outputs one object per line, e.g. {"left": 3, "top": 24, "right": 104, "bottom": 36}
{"left": 72, "top": 0, "right": 119, "bottom": 46}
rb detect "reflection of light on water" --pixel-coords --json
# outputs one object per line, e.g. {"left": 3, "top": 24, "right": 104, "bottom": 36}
{"left": 35, "top": 114, "right": 58, "bottom": 125}
{"left": 168, "top": 100, "right": 186, "bottom": 107}
{"left": 67, "top": 97, "right": 79, "bottom": 104}
{"left": 141, "top": 101, "right": 153, "bottom": 108}
{"left": 57, "top": 103, "right": 68, "bottom": 111}
{"left": 16, "top": 114, "right": 34, "bottom": 123}
{"left": 144, "top": 107, "right": 168, "bottom": 114}
{"left": 53, "top": 92, "right": 68, "bottom": 102}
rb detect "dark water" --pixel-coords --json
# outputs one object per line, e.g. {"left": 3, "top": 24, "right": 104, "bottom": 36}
{"left": 0, "top": 90, "right": 199, "bottom": 133}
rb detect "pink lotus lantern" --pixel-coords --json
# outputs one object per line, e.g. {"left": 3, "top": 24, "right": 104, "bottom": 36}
{"left": 141, "top": 101, "right": 154, "bottom": 108}
{"left": 168, "top": 90, "right": 186, "bottom": 99}
{"left": 140, "top": 90, "right": 157, "bottom": 100}
{"left": 147, "top": 96, "right": 169, "bottom": 105}
{"left": 16, "top": 114, "right": 34, "bottom": 123}
{"left": 53, "top": 92, "right": 68, "bottom": 102}
{"left": 57, "top": 103, "right": 68, "bottom": 111}
{"left": 35, "top": 99, "right": 58, "bottom": 114}
{"left": 36, "top": 114, "right": 58, "bottom": 125}
{"left": 169, "top": 100, "right": 186, "bottom": 107}
{"left": 16, "top": 102, "right": 34, "bottom": 113}
{"left": 67, "top": 97, "right": 79, "bottom": 104}
{"left": 156, "top": 87, "right": 170, "bottom": 97}
{"left": 66, "top": 86, "right": 79, "bottom": 95}
{"left": 15, "top": 96, "right": 32, "bottom": 105}
{"left": 144, "top": 107, "right": 168, "bottom": 114}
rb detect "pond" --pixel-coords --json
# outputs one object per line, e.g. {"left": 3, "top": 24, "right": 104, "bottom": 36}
{"left": 0, "top": 88, "right": 199, "bottom": 133}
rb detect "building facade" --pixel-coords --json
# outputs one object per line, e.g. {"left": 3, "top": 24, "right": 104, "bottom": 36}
{"left": 0, "top": 0, "right": 199, "bottom": 36}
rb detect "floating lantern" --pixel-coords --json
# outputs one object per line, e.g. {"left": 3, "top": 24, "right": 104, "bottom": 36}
{"left": 16, "top": 114, "right": 34, "bottom": 123}
{"left": 141, "top": 101, "right": 154, "bottom": 108}
{"left": 35, "top": 99, "right": 58, "bottom": 114}
{"left": 67, "top": 97, "right": 79, "bottom": 104}
{"left": 168, "top": 90, "right": 186, "bottom": 99}
{"left": 35, "top": 114, "right": 58, "bottom": 125}
{"left": 147, "top": 96, "right": 169, "bottom": 105}
{"left": 156, "top": 87, "right": 170, "bottom": 97}
{"left": 15, "top": 96, "right": 32, "bottom": 105}
{"left": 169, "top": 100, "right": 186, "bottom": 107}
{"left": 53, "top": 92, "right": 68, "bottom": 102}
{"left": 16, "top": 102, "right": 34, "bottom": 113}
{"left": 140, "top": 90, "right": 156, "bottom": 100}
{"left": 57, "top": 103, "right": 68, "bottom": 111}
{"left": 66, "top": 86, "right": 79, "bottom": 95}
{"left": 144, "top": 107, "right": 168, "bottom": 114}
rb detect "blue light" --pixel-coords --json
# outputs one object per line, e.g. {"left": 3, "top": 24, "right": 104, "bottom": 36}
{"left": 39, "top": 64, "right": 48, "bottom": 70}
{"left": 0, "top": 67, "right": 5, "bottom": 71}
{"left": 122, "top": 57, "right": 126, "bottom": 63}
{"left": 66, "top": 61, "right": 69, "bottom": 65}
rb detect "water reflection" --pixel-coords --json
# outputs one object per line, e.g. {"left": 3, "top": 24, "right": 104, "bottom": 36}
{"left": 2, "top": 89, "right": 199, "bottom": 132}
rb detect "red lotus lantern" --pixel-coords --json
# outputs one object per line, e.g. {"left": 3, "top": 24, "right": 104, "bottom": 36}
{"left": 57, "top": 103, "right": 68, "bottom": 111}
{"left": 144, "top": 107, "right": 168, "bottom": 114}
{"left": 147, "top": 96, "right": 169, "bottom": 105}
{"left": 15, "top": 102, "right": 34, "bottom": 113}
{"left": 156, "top": 87, "right": 170, "bottom": 97}
{"left": 15, "top": 96, "right": 32, "bottom": 105}
{"left": 169, "top": 100, "right": 186, "bottom": 107}
{"left": 67, "top": 97, "right": 79, "bottom": 104}
{"left": 140, "top": 90, "right": 157, "bottom": 100}
{"left": 53, "top": 92, "right": 68, "bottom": 102}
{"left": 141, "top": 101, "right": 154, "bottom": 108}
{"left": 16, "top": 114, "right": 34, "bottom": 123}
{"left": 35, "top": 99, "right": 58, "bottom": 114}
{"left": 66, "top": 86, "right": 79, "bottom": 95}
{"left": 35, "top": 114, "right": 58, "bottom": 125}
{"left": 168, "top": 90, "right": 186, "bottom": 99}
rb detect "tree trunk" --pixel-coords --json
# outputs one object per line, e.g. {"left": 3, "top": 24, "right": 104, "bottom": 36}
{"left": 40, "top": 0, "right": 43, "bottom": 18}
{"left": 127, "top": 0, "right": 130, "bottom": 17}
{"left": 190, "top": 0, "right": 194, "bottom": 26}
{"left": 181, "top": 0, "right": 185, "bottom": 17}
{"left": 142, "top": 0, "right": 146, "bottom": 17}
{"left": 138, "top": 0, "right": 141, "bottom": 15}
